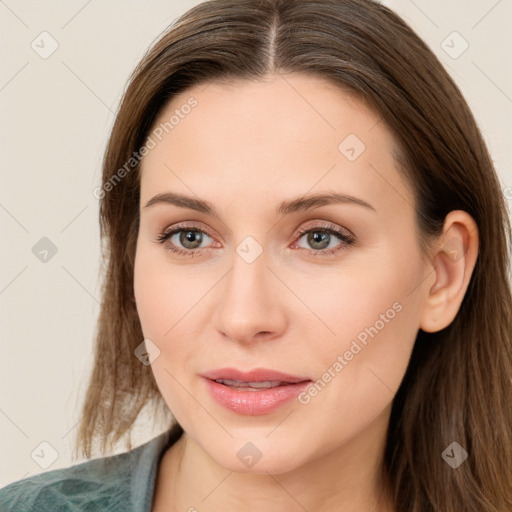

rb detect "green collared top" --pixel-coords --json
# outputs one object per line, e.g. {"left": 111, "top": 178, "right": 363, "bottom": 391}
{"left": 0, "top": 426, "right": 182, "bottom": 512}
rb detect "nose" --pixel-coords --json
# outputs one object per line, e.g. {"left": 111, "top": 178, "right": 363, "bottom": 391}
{"left": 211, "top": 246, "right": 288, "bottom": 344}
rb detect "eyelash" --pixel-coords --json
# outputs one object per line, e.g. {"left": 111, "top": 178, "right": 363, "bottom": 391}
{"left": 154, "top": 222, "right": 355, "bottom": 257}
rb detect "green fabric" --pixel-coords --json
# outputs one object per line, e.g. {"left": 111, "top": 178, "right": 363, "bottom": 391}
{"left": 0, "top": 429, "right": 178, "bottom": 512}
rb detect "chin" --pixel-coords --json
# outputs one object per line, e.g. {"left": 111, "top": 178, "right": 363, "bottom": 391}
{"left": 203, "top": 437, "right": 308, "bottom": 475}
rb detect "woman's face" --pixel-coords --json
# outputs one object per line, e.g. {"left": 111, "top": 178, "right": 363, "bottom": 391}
{"left": 134, "top": 73, "right": 432, "bottom": 474}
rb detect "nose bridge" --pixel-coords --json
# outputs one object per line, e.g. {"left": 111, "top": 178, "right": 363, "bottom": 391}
{"left": 224, "top": 241, "right": 270, "bottom": 312}
{"left": 212, "top": 237, "right": 285, "bottom": 341}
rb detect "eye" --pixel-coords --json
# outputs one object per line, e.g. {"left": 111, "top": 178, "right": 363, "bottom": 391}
{"left": 292, "top": 222, "right": 355, "bottom": 256}
{"left": 154, "top": 223, "right": 216, "bottom": 257}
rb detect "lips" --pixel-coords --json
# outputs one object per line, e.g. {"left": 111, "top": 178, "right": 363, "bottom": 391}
{"left": 201, "top": 367, "right": 312, "bottom": 415}
{"left": 214, "top": 379, "right": 285, "bottom": 389}
{"left": 201, "top": 367, "right": 310, "bottom": 384}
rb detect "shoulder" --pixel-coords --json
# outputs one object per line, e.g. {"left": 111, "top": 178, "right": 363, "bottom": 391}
{"left": 0, "top": 428, "right": 178, "bottom": 512}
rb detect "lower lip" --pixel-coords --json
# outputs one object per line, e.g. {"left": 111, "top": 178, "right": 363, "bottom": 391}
{"left": 203, "top": 378, "right": 311, "bottom": 415}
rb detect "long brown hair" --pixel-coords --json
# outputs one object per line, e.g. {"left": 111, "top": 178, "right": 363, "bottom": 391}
{"left": 76, "top": 0, "right": 512, "bottom": 509}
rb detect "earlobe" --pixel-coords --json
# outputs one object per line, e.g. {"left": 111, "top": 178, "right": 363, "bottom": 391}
{"left": 420, "top": 211, "right": 479, "bottom": 333}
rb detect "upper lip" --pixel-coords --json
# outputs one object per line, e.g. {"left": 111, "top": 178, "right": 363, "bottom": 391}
{"left": 201, "top": 367, "right": 311, "bottom": 384}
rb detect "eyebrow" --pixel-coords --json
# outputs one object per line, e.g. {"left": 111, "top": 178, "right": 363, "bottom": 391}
{"left": 143, "top": 191, "right": 376, "bottom": 215}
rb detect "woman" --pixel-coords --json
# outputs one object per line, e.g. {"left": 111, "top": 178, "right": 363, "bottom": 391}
{"left": 1, "top": 0, "right": 511, "bottom": 510}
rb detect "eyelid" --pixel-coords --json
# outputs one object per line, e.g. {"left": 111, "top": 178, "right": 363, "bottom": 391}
{"left": 294, "top": 220, "right": 354, "bottom": 239}
{"left": 157, "top": 220, "right": 212, "bottom": 236}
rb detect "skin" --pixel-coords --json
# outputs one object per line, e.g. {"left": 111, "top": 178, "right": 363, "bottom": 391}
{"left": 133, "top": 73, "right": 479, "bottom": 512}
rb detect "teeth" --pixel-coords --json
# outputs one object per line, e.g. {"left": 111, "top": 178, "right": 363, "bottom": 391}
{"left": 215, "top": 379, "right": 285, "bottom": 389}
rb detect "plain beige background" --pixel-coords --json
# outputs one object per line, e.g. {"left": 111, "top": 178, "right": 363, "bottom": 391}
{"left": 1, "top": 0, "right": 511, "bottom": 487}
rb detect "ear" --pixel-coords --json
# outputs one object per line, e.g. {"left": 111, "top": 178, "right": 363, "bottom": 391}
{"left": 420, "top": 210, "right": 479, "bottom": 333}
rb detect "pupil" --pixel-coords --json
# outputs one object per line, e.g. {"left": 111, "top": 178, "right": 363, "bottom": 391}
{"left": 181, "top": 230, "right": 202, "bottom": 248}
{"left": 309, "top": 231, "right": 329, "bottom": 249}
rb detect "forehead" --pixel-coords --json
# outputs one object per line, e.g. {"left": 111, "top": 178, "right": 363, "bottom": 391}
{"left": 139, "top": 73, "right": 413, "bottom": 216}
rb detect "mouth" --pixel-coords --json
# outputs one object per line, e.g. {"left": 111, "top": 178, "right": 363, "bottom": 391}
{"left": 201, "top": 367, "right": 313, "bottom": 415}
{"left": 212, "top": 378, "right": 299, "bottom": 390}
{"left": 201, "top": 367, "right": 311, "bottom": 386}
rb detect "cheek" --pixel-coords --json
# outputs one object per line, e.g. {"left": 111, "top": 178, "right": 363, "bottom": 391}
{"left": 295, "top": 243, "right": 421, "bottom": 340}
{"left": 300, "top": 246, "right": 424, "bottom": 410}
{"left": 133, "top": 242, "right": 216, "bottom": 398}
{"left": 134, "top": 240, "right": 205, "bottom": 340}
{"left": 133, "top": 244, "right": 201, "bottom": 418}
